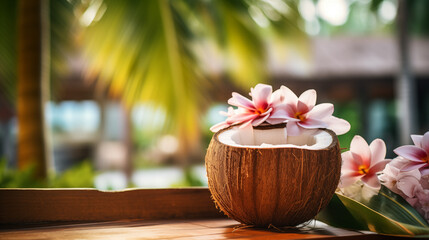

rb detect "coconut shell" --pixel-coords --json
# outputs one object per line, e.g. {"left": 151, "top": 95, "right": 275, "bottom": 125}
{"left": 205, "top": 124, "right": 341, "bottom": 227}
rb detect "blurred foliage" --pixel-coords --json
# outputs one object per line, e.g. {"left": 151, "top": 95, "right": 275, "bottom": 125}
{"left": 0, "top": 159, "right": 95, "bottom": 188}
{"left": 0, "top": 158, "right": 45, "bottom": 188}
{"left": 334, "top": 101, "right": 361, "bottom": 151}
{"left": 49, "top": 0, "right": 80, "bottom": 98}
{"left": 371, "top": 0, "right": 429, "bottom": 36}
{"left": 312, "top": 0, "right": 429, "bottom": 36}
{"left": 49, "top": 161, "right": 95, "bottom": 188}
{"left": 170, "top": 167, "right": 205, "bottom": 187}
{"left": 0, "top": 0, "right": 79, "bottom": 103}
{"left": 407, "top": 0, "right": 429, "bottom": 35}
{"left": 0, "top": 0, "right": 17, "bottom": 103}
{"left": 313, "top": 0, "right": 395, "bottom": 36}
{"left": 79, "top": 0, "right": 305, "bottom": 153}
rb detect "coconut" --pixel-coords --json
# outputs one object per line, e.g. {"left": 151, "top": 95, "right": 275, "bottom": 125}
{"left": 205, "top": 123, "right": 341, "bottom": 227}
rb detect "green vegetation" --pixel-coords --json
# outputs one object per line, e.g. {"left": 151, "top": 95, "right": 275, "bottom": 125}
{"left": 0, "top": 159, "right": 95, "bottom": 188}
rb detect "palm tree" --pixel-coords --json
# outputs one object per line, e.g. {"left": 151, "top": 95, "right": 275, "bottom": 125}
{"left": 16, "top": 0, "right": 50, "bottom": 179}
{"left": 1, "top": 0, "right": 77, "bottom": 179}
{"left": 1, "top": 0, "right": 304, "bottom": 181}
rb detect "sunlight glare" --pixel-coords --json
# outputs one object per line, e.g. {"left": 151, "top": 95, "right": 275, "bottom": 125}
{"left": 299, "top": 0, "right": 316, "bottom": 22}
{"left": 263, "top": 0, "right": 289, "bottom": 15}
{"left": 158, "top": 135, "right": 179, "bottom": 155}
{"left": 317, "top": 0, "right": 349, "bottom": 26}
{"left": 378, "top": 0, "right": 397, "bottom": 23}
{"left": 249, "top": 5, "right": 270, "bottom": 28}
{"left": 80, "top": 0, "right": 103, "bottom": 27}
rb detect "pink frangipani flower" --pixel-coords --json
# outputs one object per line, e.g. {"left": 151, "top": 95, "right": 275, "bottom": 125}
{"left": 340, "top": 135, "right": 390, "bottom": 189}
{"left": 394, "top": 131, "right": 429, "bottom": 176}
{"left": 210, "top": 84, "right": 286, "bottom": 132}
{"left": 379, "top": 158, "right": 422, "bottom": 198}
{"left": 274, "top": 86, "right": 350, "bottom": 136}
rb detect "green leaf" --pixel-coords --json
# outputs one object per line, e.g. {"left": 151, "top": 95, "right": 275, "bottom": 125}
{"left": 316, "top": 194, "right": 369, "bottom": 231}
{"left": 318, "top": 189, "right": 429, "bottom": 236}
{"left": 369, "top": 186, "right": 429, "bottom": 229}
{"left": 337, "top": 193, "right": 429, "bottom": 236}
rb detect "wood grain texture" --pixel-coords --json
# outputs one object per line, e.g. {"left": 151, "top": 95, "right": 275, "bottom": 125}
{"left": 0, "top": 219, "right": 398, "bottom": 240}
{"left": 206, "top": 125, "right": 342, "bottom": 227}
{"left": 0, "top": 188, "right": 225, "bottom": 224}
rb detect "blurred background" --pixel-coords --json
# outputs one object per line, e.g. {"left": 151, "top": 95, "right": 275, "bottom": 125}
{"left": 0, "top": 0, "right": 428, "bottom": 189}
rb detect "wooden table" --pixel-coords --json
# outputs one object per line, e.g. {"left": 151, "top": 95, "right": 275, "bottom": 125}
{"left": 0, "top": 188, "right": 409, "bottom": 239}
{"left": 1, "top": 219, "right": 401, "bottom": 240}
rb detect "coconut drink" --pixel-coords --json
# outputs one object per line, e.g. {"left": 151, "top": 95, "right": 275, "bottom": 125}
{"left": 206, "top": 84, "right": 350, "bottom": 227}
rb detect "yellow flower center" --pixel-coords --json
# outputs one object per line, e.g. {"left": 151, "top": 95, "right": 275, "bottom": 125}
{"left": 358, "top": 165, "right": 369, "bottom": 175}
{"left": 294, "top": 112, "right": 306, "bottom": 121}
{"left": 255, "top": 108, "right": 267, "bottom": 115}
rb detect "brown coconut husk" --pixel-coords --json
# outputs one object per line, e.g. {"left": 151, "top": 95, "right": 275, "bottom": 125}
{"left": 205, "top": 123, "right": 341, "bottom": 227}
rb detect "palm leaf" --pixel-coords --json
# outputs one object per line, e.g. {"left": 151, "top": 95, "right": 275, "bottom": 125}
{"left": 317, "top": 187, "right": 429, "bottom": 236}
{"left": 80, "top": 0, "right": 305, "bottom": 153}
{"left": 82, "top": 0, "right": 203, "bottom": 151}
{"left": 316, "top": 193, "right": 369, "bottom": 230}
{"left": 372, "top": 186, "right": 429, "bottom": 228}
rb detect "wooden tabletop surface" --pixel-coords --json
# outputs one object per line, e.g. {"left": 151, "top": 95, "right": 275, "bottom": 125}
{"left": 0, "top": 219, "right": 407, "bottom": 240}
{"left": 0, "top": 188, "right": 413, "bottom": 239}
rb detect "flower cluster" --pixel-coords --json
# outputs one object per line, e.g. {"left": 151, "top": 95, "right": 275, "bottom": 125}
{"left": 210, "top": 84, "right": 350, "bottom": 136}
{"left": 380, "top": 131, "right": 429, "bottom": 220}
{"left": 340, "top": 131, "right": 429, "bottom": 221}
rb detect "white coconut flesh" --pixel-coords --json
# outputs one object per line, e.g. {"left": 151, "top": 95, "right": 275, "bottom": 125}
{"left": 218, "top": 126, "right": 333, "bottom": 150}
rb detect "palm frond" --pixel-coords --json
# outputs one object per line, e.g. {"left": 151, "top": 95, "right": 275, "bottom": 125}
{"left": 80, "top": 0, "right": 306, "bottom": 153}
{"left": 82, "top": 0, "right": 203, "bottom": 151}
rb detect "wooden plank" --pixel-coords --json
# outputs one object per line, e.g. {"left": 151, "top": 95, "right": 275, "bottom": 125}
{"left": 0, "top": 188, "right": 225, "bottom": 224}
{"left": 0, "top": 219, "right": 402, "bottom": 240}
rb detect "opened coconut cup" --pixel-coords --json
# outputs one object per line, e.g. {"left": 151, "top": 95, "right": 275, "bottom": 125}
{"left": 205, "top": 123, "right": 341, "bottom": 227}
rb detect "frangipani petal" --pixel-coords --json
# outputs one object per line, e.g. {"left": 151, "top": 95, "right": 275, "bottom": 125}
{"left": 369, "top": 160, "right": 390, "bottom": 173}
{"left": 297, "top": 118, "right": 328, "bottom": 129}
{"left": 279, "top": 86, "right": 298, "bottom": 105}
{"left": 240, "top": 119, "right": 254, "bottom": 129}
{"left": 266, "top": 107, "right": 288, "bottom": 124}
{"left": 361, "top": 173, "right": 381, "bottom": 188}
{"left": 228, "top": 92, "right": 255, "bottom": 110}
{"left": 268, "top": 106, "right": 287, "bottom": 119}
{"left": 259, "top": 107, "right": 273, "bottom": 116}
{"left": 227, "top": 112, "right": 257, "bottom": 125}
{"left": 394, "top": 145, "right": 427, "bottom": 162}
{"left": 341, "top": 151, "right": 359, "bottom": 172}
{"left": 350, "top": 135, "right": 371, "bottom": 167}
{"left": 420, "top": 168, "right": 429, "bottom": 176}
{"left": 298, "top": 89, "right": 316, "bottom": 110}
{"left": 397, "top": 176, "right": 422, "bottom": 198}
{"left": 324, "top": 116, "right": 351, "bottom": 135}
{"left": 339, "top": 171, "right": 362, "bottom": 188}
{"left": 422, "top": 132, "right": 429, "bottom": 153}
{"left": 397, "top": 168, "right": 421, "bottom": 180}
{"left": 411, "top": 134, "right": 423, "bottom": 148}
{"left": 210, "top": 121, "right": 230, "bottom": 132}
{"left": 251, "top": 84, "right": 272, "bottom": 110}
{"left": 265, "top": 119, "right": 286, "bottom": 125}
{"left": 369, "top": 139, "right": 387, "bottom": 165}
{"left": 307, "top": 103, "right": 334, "bottom": 119}
{"left": 251, "top": 114, "right": 270, "bottom": 126}
{"left": 297, "top": 100, "right": 309, "bottom": 114}
{"left": 286, "top": 121, "right": 302, "bottom": 136}
{"left": 401, "top": 162, "right": 427, "bottom": 172}
{"left": 284, "top": 103, "right": 298, "bottom": 118}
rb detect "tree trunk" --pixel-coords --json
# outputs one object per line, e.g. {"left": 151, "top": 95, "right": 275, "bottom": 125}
{"left": 17, "top": 0, "right": 51, "bottom": 179}
{"left": 396, "top": 0, "right": 418, "bottom": 144}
